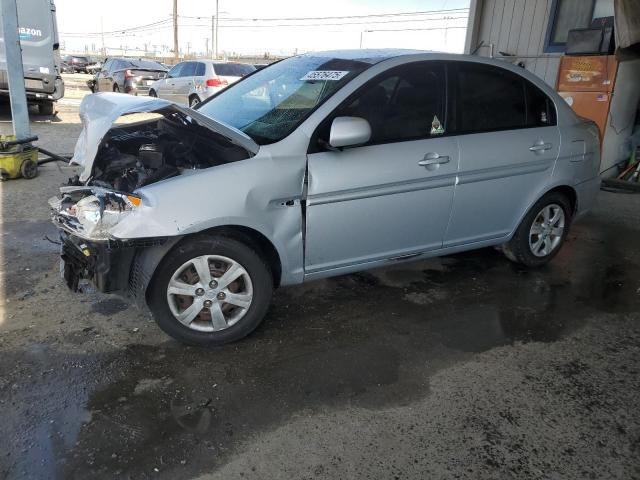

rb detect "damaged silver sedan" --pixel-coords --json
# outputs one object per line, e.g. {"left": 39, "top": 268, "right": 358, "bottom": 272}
{"left": 49, "top": 50, "right": 601, "bottom": 346}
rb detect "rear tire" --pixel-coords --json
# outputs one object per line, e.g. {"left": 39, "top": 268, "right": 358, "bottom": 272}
{"left": 148, "top": 235, "right": 274, "bottom": 346}
{"left": 38, "top": 102, "right": 54, "bottom": 116}
{"left": 503, "top": 191, "right": 572, "bottom": 267}
{"left": 113, "top": 84, "right": 120, "bottom": 93}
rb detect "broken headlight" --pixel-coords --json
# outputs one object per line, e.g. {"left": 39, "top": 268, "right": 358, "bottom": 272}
{"left": 52, "top": 190, "right": 142, "bottom": 241}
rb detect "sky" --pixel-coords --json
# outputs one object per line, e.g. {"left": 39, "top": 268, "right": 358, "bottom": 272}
{"left": 55, "top": 0, "right": 470, "bottom": 58}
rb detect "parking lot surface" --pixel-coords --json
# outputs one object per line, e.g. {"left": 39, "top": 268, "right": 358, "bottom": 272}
{"left": 1, "top": 97, "right": 639, "bottom": 479}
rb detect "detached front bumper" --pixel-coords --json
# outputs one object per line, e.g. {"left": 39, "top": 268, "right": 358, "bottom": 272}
{"left": 60, "top": 231, "right": 137, "bottom": 293}
{"left": 60, "top": 231, "right": 168, "bottom": 294}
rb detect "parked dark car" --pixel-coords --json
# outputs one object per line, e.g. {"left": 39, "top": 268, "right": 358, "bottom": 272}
{"left": 92, "top": 58, "right": 167, "bottom": 95}
{"left": 63, "top": 55, "right": 90, "bottom": 73}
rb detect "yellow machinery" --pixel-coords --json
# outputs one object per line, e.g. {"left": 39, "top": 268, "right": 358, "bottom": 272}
{"left": 0, "top": 134, "right": 39, "bottom": 180}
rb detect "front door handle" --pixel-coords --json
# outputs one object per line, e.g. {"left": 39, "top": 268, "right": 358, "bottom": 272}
{"left": 529, "top": 142, "right": 552, "bottom": 152}
{"left": 418, "top": 152, "right": 450, "bottom": 167}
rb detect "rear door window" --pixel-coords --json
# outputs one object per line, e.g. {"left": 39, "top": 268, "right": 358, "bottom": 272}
{"left": 526, "top": 82, "right": 557, "bottom": 127}
{"left": 453, "top": 63, "right": 527, "bottom": 133}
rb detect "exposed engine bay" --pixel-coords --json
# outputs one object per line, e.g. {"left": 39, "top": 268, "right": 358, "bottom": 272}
{"left": 50, "top": 93, "right": 261, "bottom": 243}
{"left": 72, "top": 112, "right": 251, "bottom": 192}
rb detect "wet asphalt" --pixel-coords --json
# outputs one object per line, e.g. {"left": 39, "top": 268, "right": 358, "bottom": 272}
{"left": 0, "top": 109, "right": 639, "bottom": 478}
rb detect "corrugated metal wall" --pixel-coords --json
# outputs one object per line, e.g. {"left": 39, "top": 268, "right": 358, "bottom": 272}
{"left": 469, "top": 0, "right": 562, "bottom": 86}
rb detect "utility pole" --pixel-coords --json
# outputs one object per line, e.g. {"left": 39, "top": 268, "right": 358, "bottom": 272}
{"left": 211, "top": 15, "right": 216, "bottom": 59}
{"left": 173, "top": 0, "right": 178, "bottom": 60}
{"left": 100, "top": 16, "right": 105, "bottom": 56}
{"left": 214, "top": 0, "right": 219, "bottom": 59}
{"left": 205, "top": 38, "right": 209, "bottom": 58}
{"left": 0, "top": 0, "right": 30, "bottom": 139}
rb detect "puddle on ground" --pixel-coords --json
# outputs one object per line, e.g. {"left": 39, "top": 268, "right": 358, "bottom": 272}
{"left": 1, "top": 215, "right": 639, "bottom": 478}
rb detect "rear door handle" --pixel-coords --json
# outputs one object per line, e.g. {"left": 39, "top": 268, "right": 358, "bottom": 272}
{"left": 418, "top": 152, "right": 450, "bottom": 166}
{"left": 529, "top": 142, "right": 552, "bottom": 152}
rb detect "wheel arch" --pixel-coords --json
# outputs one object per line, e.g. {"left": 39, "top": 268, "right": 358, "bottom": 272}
{"left": 198, "top": 225, "right": 282, "bottom": 287}
{"left": 135, "top": 225, "right": 283, "bottom": 307}
{"left": 508, "top": 183, "right": 578, "bottom": 241}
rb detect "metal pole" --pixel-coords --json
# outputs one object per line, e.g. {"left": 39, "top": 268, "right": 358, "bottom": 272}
{"left": 214, "top": 0, "right": 219, "bottom": 59}
{"left": 100, "top": 16, "right": 105, "bottom": 56}
{"left": 0, "top": 0, "right": 30, "bottom": 140}
{"left": 173, "top": 0, "right": 178, "bottom": 60}
{"left": 359, "top": 31, "right": 363, "bottom": 48}
{"left": 211, "top": 15, "right": 216, "bottom": 59}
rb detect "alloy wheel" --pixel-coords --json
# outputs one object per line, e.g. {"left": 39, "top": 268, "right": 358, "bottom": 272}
{"left": 528, "top": 203, "right": 565, "bottom": 257}
{"left": 166, "top": 255, "right": 253, "bottom": 332}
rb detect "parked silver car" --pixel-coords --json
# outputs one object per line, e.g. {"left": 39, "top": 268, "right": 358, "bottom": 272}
{"left": 49, "top": 49, "right": 601, "bottom": 346}
{"left": 149, "top": 60, "right": 255, "bottom": 107}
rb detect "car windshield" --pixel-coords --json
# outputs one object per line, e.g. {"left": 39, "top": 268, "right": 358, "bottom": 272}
{"left": 213, "top": 63, "right": 256, "bottom": 77}
{"left": 197, "top": 55, "right": 371, "bottom": 145}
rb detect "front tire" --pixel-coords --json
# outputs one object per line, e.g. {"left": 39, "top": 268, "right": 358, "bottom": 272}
{"left": 503, "top": 192, "right": 572, "bottom": 267}
{"left": 149, "top": 89, "right": 157, "bottom": 98}
{"left": 113, "top": 84, "right": 120, "bottom": 93}
{"left": 148, "top": 235, "right": 273, "bottom": 346}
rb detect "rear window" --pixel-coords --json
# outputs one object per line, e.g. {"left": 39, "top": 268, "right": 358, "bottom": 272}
{"left": 72, "top": 56, "right": 89, "bottom": 62}
{"left": 125, "top": 59, "right": 166, "bottom": 70}
{"left": 213, "top": 63, "right": 255, "bottom": 77}
{"left": 195, "top": 62, "right": 206, "bottom": 76}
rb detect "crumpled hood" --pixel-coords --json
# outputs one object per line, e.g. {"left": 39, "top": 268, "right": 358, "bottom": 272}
{"left": 71, "top": 92, "right": 259, "bottom": 181}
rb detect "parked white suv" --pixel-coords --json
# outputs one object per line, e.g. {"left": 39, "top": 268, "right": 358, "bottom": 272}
{"left": 149, "top": 60, "right": 256, "bottom": 107}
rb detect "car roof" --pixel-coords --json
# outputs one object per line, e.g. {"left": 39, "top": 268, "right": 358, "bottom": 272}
{"left": 299, "top": 48, "right": 429, "bottom": 64}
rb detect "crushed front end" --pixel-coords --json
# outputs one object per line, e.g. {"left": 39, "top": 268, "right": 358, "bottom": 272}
{"left": 48, "top": 92, "right": 258, "bottom": 297}
{"left": 49, "top": 188, "right": 165, "bottom": 293}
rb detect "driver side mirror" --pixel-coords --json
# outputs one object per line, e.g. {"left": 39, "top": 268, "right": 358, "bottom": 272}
{"left": 329, "top": 116, "right": 371, "bottom": 148}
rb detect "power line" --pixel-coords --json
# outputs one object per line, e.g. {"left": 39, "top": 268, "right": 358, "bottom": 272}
{"left": 61, "top": 15, "right": 467, "bottom": 37}
{"left": 194, "top": 15, "right": 469, "bottom": 29}
{"left": 178, "top": 7, "right": 469, "bottom": 22}
{"left": 60, "top": 17, "right": 172, "bottom": 36}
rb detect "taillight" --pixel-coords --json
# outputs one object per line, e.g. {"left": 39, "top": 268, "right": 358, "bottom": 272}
{"left": 206, "top": 78, "right": 228, "bottom": 87}
{"left": 124, "top": 69, "right": 135, "bottom": 79}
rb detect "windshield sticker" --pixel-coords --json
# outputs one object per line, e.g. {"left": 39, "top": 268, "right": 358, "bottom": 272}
{"left": 300, "top": 70, "right": 349, "bottom": 81}
{"left": 430, "top": 115, "right": 444, "bottom": 135}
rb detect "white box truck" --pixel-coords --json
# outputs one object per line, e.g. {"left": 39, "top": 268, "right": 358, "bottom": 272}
{"left": 0, "top": 0, "right": 64, "bottom": 115}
